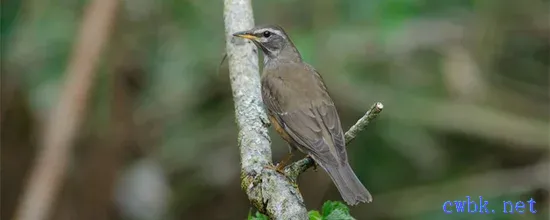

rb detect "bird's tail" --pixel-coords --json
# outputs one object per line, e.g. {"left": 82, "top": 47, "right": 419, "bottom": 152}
{"left": 323, "top": 163, "right": 372, "bottom": 205}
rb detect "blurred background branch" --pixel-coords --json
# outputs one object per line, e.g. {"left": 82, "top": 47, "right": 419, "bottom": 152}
{"left": 12, "top": 0, "right": 119, "bottom": 219}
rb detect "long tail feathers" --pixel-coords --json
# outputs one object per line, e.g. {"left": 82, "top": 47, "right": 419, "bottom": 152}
{"left": 323, "top": 163, "right": 372, "bottom": 205}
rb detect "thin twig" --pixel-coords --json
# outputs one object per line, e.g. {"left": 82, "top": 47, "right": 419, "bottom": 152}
{"left": 13, "top": 0, "right": 119, "bottom": 219}
{"left": 345, "top": 102, "right": 384, "bottom": 145}
{"left": 284, "top": 102, "right": 384, "bottom": 182}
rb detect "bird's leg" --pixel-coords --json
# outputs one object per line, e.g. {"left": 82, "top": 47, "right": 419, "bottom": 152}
{"left": 275, "top": 151, "right": 293, "bottom": 171}
{"left": 265, "top": 145, "right": 294, "bottom": 174}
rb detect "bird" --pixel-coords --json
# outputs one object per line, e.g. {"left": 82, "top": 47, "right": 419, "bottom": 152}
{"left": 233, "top": 24, "right": 372, "bottom": 205}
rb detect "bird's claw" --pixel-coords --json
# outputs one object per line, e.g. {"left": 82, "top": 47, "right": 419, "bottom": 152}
{"left": 264, "top": 163, "right": 286, "bottom": 175}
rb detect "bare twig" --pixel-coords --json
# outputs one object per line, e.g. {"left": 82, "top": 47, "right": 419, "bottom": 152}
{"left": 223, "top": 0, "right": 308, "bottom": 219}
{"left": 344, "top": 102, "right": 384, "bottom": 145}
{"left": 13, "top": 0, "right": 119, "bottom": 219}
{"left": 284, "top": 102, "right": 384, "bottom": 182}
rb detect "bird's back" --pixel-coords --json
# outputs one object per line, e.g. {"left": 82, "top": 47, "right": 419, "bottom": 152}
{"left": 262, "top": 60, "right": 333, "bottom": 111}
{"left": 261, "top": 59, "right": 348, "bottom": 165}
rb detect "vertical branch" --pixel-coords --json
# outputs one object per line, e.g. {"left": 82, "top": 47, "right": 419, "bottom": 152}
{"left": 223, "top": 0, "right": 308, "bottom": 219}
{"left": 13, "top": 0, "right": 119, "bottom": 219}
{"left": 223, "top": 0, "right": 269, "bottom": 177}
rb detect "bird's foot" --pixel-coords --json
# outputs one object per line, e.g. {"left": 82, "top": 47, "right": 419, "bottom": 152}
{"left": 264, "top": 153, "right": 293, "bottom": 175}
{"left": 277, "top": 152, "right": 293, "bottom": 170}
{"left": 264, "top": 163, "right": 285, "bottom": 175}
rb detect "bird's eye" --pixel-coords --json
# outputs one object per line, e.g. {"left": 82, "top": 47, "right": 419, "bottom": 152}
{"left": 263, "top": 31, "right": 271, "bottom": 38}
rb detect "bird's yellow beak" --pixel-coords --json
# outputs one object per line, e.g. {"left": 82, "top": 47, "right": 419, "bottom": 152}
{"left": 233, "top": 31, "right": 259, "bottom": 41}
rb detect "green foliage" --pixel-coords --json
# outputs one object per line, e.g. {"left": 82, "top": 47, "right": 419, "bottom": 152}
{"left": 247, "top": 210, "right": 269, "bottom": 220}
{"left": 308, "top": 210, "right": 322, "bottom": 220}
{"left": 320, "top": 201, "right": 355, "bottom": 220}
{"left": 247, "top": 201, "right": 355, "bottom": 220}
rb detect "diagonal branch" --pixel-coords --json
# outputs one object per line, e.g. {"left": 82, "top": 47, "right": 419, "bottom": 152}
{"left": 284, "top": 102, "right": 384, "bottom": 182}
{"left": 344, "top": 102, "right": 384, "bottom": 145}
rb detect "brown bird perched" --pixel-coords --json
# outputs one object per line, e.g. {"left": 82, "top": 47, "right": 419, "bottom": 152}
{"left": 233, "top": 24, "right": 372, "bottom": 205}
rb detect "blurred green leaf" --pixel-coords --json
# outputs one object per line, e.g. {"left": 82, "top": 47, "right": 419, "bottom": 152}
{"left": 321, "top": 201, "right": 355, "bottom": 220}
{"left": 308, "top": 210, "right": 322, "bottom": 220}
{"left": 325, "top": 209, "right": 355, "bottom": 220}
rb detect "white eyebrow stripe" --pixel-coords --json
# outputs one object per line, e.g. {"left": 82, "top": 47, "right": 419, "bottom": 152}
{"left": 272, "top": 29, "right": 285, "bottom": 38}
{"left": 256, "top": 28, "right": 286, "bottom": 39}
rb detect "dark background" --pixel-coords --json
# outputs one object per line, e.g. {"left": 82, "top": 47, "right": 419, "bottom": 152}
{"left": 1, "top": 0, "right": 549, "bottom": 219}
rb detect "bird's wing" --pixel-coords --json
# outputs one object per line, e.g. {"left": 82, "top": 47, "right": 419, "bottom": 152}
{"left": 261, "top": 66, "right": 347, "bottom": 166}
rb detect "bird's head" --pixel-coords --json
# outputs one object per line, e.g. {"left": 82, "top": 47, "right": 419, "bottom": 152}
{"left": 233, "top": 24, "right": 297, "bottom": 59}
